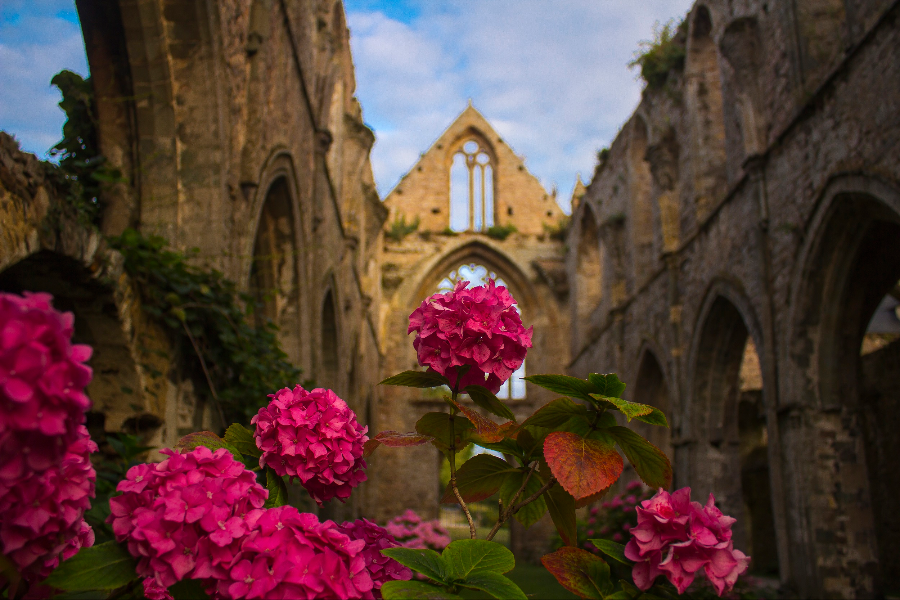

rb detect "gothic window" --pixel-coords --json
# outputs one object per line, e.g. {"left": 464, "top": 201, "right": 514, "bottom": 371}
{"left": 437, "top": 263, "right": 525, "bottom": 399}
{"left": 449, "top": 140, "right": 495, "bottom": 232}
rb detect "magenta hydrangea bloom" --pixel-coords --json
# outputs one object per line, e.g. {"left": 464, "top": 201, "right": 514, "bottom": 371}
{"left": 0, "top": 426, "right": 96, "bottom": 581}
{"left": 0, "top": 292, "right": 93, "bottom": 473}
{"left": 624, "top": 487, "right": 750, "bottom": 596}
{"left": 199, "top": 506, "right": 373, "bottom": 600}
{"left": 339, "top": 519, "right": 412, "bottom": 598}
{"left": 384, "top": 510, "right": 451, "bottom": 552}
{"left": 408, "top": 279, "right": 532, "bottom": 394}
{"left": 108, "top": 446, "right": 267, "bottom": 590}
{"left": 252, "top": 385, "right": 368, "bottom": 505}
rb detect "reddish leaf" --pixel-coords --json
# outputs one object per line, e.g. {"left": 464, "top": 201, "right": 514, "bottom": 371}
{"left": 544, "top": 432, "right": 623, "bottom": 501}
{"left": 364, "top": 431, "right": 434, "bottom": 458}
{"left": 453, "top": 401, "right": 517, "bottom": 443}
{"left": 540, "top": 547, "right": 610, "bottom": 600}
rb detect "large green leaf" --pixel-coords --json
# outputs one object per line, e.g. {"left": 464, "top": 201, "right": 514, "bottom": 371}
{"left": 174, "top": 431, "right": 242, "bottom": 461}
{"left": 500, "top": 469, "right": 547, "bottom": 528}
{"left": 590, "top": 394, "right": 653, "bottom": 422}
{"left": 44, "top": 541, "right": 138, "bottom": 591}
{"left": 540, "top": 464, "right": 578, "bottom": 547}
{"left": 587, "top": 373, "right": 626, "bottom": 398}
{"left": 442, "top": 540, "right": 515, "bottom": 581}
{"left": 544, "top": 432, "right": 624, "bottom": 500}
{"left": 472, "top": 438, "right": 524, "bottom": 461}
{"left": 604, "top": 426, "right": 672, "bottom": 490}
{"left": 540, "top": 547, "right": 612, "bottom": 600}
{"left": 459, "top": 571, "right": 528, "bottom": 600}
{"left": 462, "top": 385, "right": 515, "bottom": 421}
{"left": 587, "top": 539, "right": 631, "bottom": 565}
{"left": 380, "top": 370, "right": 450, "bottom": 388}
{"left": 416, "top": 412, "right": 474, "bottom": 453}
{"left": 634, "top": 406, "right": 669, "bottom": 427}
{"left": 440, "top": 454, "right": 515, "bottom": 504}
{"left": 380, "top": 580, "right": 462, "bottom": 600}
{"left": 523, "top": 374, "right": 597, "bottom": 403}
{"left": 264, "top": 466, "right": 288, "bottom": 508}
{"left": 520, "top": 398, "right": 589, "bottom": 429}
{"left": 381, "top": 548, "right": 449, "bottom": 584}
{"left": 224, "top": 423, "right": 261, "bottom": 457}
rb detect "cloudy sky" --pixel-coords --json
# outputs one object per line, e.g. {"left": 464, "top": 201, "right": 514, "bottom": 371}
{"left": 0, "top": 0, "right": 694, "bottom": 213}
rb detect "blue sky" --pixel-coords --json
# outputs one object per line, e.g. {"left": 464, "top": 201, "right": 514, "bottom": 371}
{"left": 0, "top": 1, "right": 695, "bottom": 211}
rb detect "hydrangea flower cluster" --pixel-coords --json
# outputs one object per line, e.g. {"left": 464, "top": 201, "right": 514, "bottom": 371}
{"left": 624, "top": 487, "right": 750, "bottom": 596}
{"left": 339, "top": 518, "right": 412, "bottom": 598}
{"left": 408, "top": 279, "right": 532, "bottom": 394}
{"left": 252, "top": 385, "right": 368, "bottom": 505}
{"left": 198, "top": 506, "right": 375, "bottom": 600}
{"left": 108, "top": 446, "right": 268, "bottom": 590}
{"left": 384, "top": 509, "right": 451, "bottom": 552}
{"left": 0, "top": 292, "right": 96, "bottom": 581}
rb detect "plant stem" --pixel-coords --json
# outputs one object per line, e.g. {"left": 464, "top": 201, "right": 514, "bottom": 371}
{"left": 485, "top": 463, "right": 554, "bottom": 542}
{"left": 449, "top": 389, "right": 476, "bottom": 539}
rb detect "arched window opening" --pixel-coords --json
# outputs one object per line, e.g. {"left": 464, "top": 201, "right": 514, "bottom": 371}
{"left": 249, "top": 178, "right": 301, "bottom": 363}
{"left": 794, "top": 0, "right": 845, "bottom": 85}
{"left": 629, "top": 119, "right": 654, "bottom": 285}
{"left": 720, "top": 18, "right": 766, "bottom": 159}
{"left": 449, "top": 139, "right": 495, "bottom": 232}
{"left": 632, "top": 351, "right": 672, "bottom": 466}
{"left": 437, "top": 263, "right": 525, "bottom": 399}
{"left": 321, "top": 290, "right": 339, "bottom": 390}
{"left": 575, "top": 209, "right": 603, "bottom": 349}
{"left": 693, "top": 297, "right": 779, "bottom": 577}
{"left": 687, "top": 6, "right": 727, "bottom": 221}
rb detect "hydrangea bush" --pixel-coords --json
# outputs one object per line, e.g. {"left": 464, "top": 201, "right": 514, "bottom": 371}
{"left": 0, "top": 280, "right": 752, "bottom": 600}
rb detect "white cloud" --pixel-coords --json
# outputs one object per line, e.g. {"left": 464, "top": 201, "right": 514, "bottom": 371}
{"left": 347, "top": 0, "right": 695, "bottom": 211}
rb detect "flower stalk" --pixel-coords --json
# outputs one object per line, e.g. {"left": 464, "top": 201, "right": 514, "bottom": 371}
{"left": 449, "top": 388, "right": 477, "bottom": 539}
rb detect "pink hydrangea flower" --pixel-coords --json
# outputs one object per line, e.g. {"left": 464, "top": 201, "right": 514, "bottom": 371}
{"left": 0, "top": 426, "right": 96, "bottom": 581}
{"left": 624, "top": 487, "right": 750, "bottom": 596}
{"left": 339, "top": 518, "right": 412, "bottom": 598}
{"left": 252, "top": 386, "right": 368, "bottom": 506}
{"left": 408, "top": 279, "right": 532, "bottom": 394}
{"left": 108, "top": 446, "right": 267, "bottom": 590}
{"left": 200, "top": 506, "right": 372, "bottom": 600}
{"left": 143, "top": 577, "right": 174, "bottom": 600}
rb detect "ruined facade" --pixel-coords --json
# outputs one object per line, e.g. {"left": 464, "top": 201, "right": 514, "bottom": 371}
{"left": 566, "top": 0, "right": 900, "bottom": 597}
{"left": 0, "top": 0, "right": 385, "bottom": 521}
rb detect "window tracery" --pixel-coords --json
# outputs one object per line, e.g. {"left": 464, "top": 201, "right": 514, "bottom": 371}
{"left": 449, "top": 140, "right": 495, "bottom": 232}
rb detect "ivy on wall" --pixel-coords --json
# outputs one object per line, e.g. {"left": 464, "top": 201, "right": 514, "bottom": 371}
{"left": 109, "top": 229, "right": 307, "bottom": 427}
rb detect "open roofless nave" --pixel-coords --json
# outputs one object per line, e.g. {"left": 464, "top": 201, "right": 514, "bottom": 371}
{"left": 1, "top": 0, "right": 899, "bottom": 597}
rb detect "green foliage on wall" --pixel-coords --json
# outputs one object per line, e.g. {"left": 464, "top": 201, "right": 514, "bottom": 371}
{"left": 109, "top": 229, "right": 306, "bottom": 426}
{"left": 629, "top": 19, "right": 687, "bottom": 90}
{"left": 386, "top": 214, "right": 420, "bottom": 242}
{"left": 485, "top": 223, "right": 517, "bottom": 241}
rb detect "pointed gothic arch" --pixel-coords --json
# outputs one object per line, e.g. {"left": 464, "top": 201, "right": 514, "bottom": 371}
{"left": 574, "top": 204, "right": 604, "bottom": 350}
{"left": 629, "top": 117, "right": 654, "bottom": 285}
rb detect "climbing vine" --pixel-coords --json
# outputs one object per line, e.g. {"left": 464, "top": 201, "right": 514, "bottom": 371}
{"left": 109, "top": 229, "right": 306, "bottom": 426}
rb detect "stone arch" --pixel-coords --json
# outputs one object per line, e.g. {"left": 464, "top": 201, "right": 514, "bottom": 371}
{"left": 686, "top": 279, "right": 779, "bottom": 575}
{"left": 719, "top": 17, "right": 767, "bottom": 158}
{"left": 447, "top": 128, "right": 498, "bottom": 232}
{"left": 573, "top": 204, "right": 603, "bottom": 351}
{"left": 248, "top": 176, "right": 303, "bottom": 364}
{"left": 319, "top": 284, "right": 340, "bottom": 391}
{"left": 240, "top": 0, "right": 272, "bottom": 188}
{"left": 0, "top": 251, "right": 148, "bottom": 438}
{"left": 787, "top": 175, "right": 900, "bottom": 593}
{"left": 632, "top": 344, "right": 673, "bottom": 466}
{"left": 629, "top": 117, "right": 654, "bottom": 286}
{"left": 685, "top": 5, "right": 727, "bottom": 221}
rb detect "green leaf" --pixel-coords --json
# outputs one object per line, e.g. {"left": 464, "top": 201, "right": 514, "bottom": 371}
{"left": 540, "top": 465, "right": 578, "bottom": 546}
{"left": 380, "top": 580, "right": 462, "bottom": 600}
{"left": 380, "top": 370, "right": 450, "bottom": 388}
{"left": 590, "top": 394, "right": 653, "bottom": 422}
{"left": 264, "top": 466, "right": 288, "bottom": 508}
{"left": 416, "top": 412, "right": 474, "bottom": 453}
{"left": 473, "top": 438, "right": 524, "bottom": 461}
{"left": 634, "top": 406, "right": 669, "bottom": 427}
{"left": 459, "top": 571, "right": 528, "bottom": 600}
{"left": 540, "top": 547, "right": 611, "bottom": 600}
{"left": 381, "top": 548, "right": 449, "bottom": 584}
{"left": 169, "top": 577, "right": 211, "bottom": 599}
{"left": 224, "top": 423, "right": 261, "bottom": 457}
{"left": 588, "top": 540, "right": 631, "bottom": 565}
{"left": 604, "top": 426, "right": 672, "bottom": 490}
{"left": 520, "top": 398, "right": 589, "bottom": 429}
{"left": 588, "top": 373, "right": 626, "bottom": 398}
{"left": 500, "top": 469, "right": 547, "bottom": 528}
{"left": 44, "top": 541, "right": 138, "bottom": 591}
{"left": 462, "top": 385, "right": 515, "bottom": 421}
{"left": 440, "top": 454, "right": 515, "bottom": 504}
{"left": 442, "top": 539, "right": 515, "bottom": 580}
{"left": 544, "top": 432, "right": 624, "bottom": 500}
{"left": 523, "top": 374, "right": 597, "bottom": 403}
{"left": 174, "top": 431, "right": 243, "bottom": 461}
